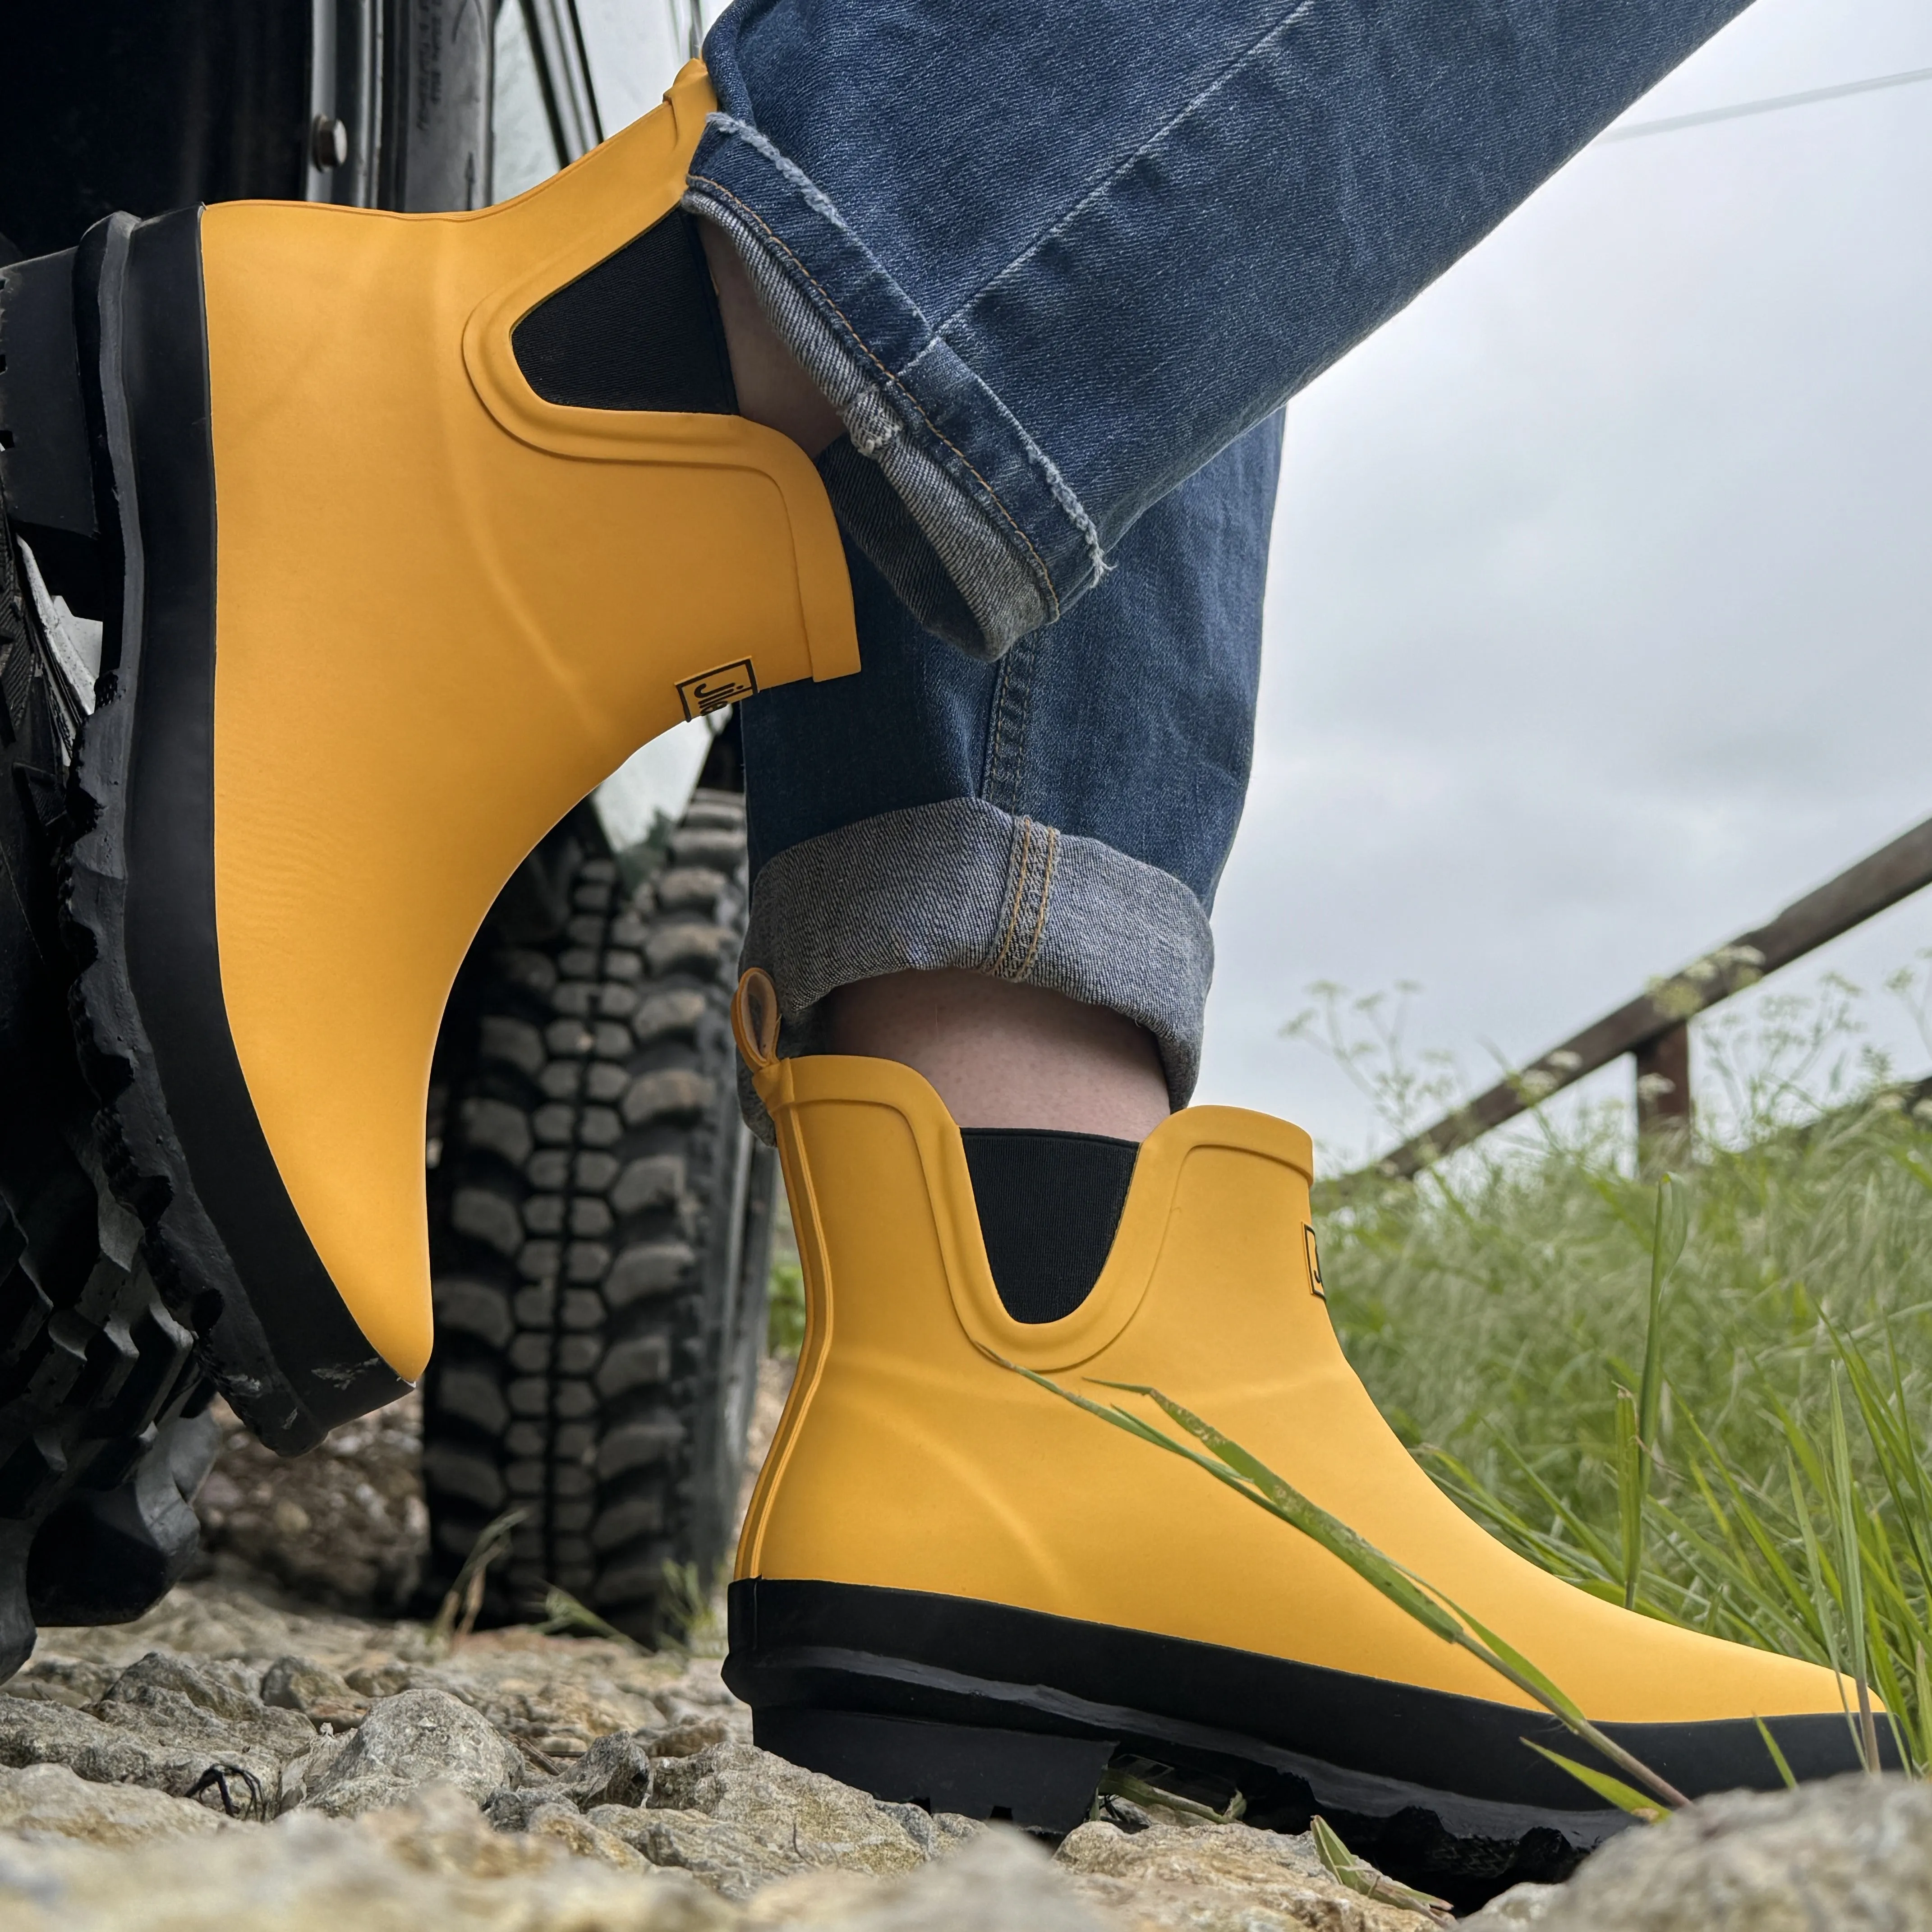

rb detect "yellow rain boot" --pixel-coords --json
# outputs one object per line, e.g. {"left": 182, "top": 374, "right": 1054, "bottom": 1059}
{"left": 724, "top": 971, "right": 1875, "bottom": 1895}
{"left": 3, "top": 64, "right": 854, "bottom": 1451}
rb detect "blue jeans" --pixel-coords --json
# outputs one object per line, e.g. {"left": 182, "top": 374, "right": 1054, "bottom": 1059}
{"left": 689, "top": 0, "right": 1754, "bottom": 1110}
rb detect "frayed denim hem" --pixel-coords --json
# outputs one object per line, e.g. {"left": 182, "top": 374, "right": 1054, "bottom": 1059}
{"left": 684, "top": 118, "right": 1105, "bottom": 662}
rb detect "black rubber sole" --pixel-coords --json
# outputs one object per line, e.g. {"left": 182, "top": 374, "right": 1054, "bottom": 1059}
{"left": 1, "top": 425, "right": 218, "bottom": 1671}
{"left": 26, "top": 1406, "right": 221, "bottom": 1627}
{"left": 755, "top": 1707, "right": 1115, "bottom": 1835}
{"left": 55, "top": 212, "right": 405, "bottom": 1454}
{"left": 727, "top": 1578, "right": 1885, "bottom": 1899}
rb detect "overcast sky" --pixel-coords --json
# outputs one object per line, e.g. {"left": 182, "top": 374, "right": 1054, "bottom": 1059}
{"left": 572, "top": 0, "right": 1932, "bottom": 1172}
{"left": 1202, "top": 0, "right": 1932, "bottom": 1168}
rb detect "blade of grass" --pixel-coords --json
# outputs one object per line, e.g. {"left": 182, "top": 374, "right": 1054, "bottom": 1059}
{"left": 1616, "top": 1385, "right": 1644, "bottom": 1610}
{"left": 1022, "top": 1367, "right": 1688, "bottom": 1808}
{"left": 1752, "top": 1716, "right": 1798, "bottom": 1790}
{"left": 1828, "top": 1373, "right": 1883, "bottom": 1772}
{"left": 1521, "top": 1740, "right": 1668, "bottom": 1822}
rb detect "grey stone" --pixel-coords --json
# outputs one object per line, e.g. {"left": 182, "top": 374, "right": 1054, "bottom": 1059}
{"left": 643, "top": 1714, "right": 738, "bottom": 1760}
{"left": 193, "top": 1397, "right": 428, "bottom": 1619}
{"left": 594, "top": 1804, "right": 803, "bottom": 1900}
{"left": 259, "top": 1656, "right": 371, "bottom": 1730}
{"left": 840, "top": 1826, "right": 1112, "bottom": 1932}
{"left": 1463, "top": 1880, "right": 1563, "bottom": 1926}
{"left": 1487, "top": 1775, "right": 1932, "bottom": 1932}
{"left": 300, "top": 1688, "right": 524, "bottom": 1817}
{"left": 558, "top": 1729, "right": 652, "bottom": 1810}
{"left": 646, "top": 1739, "right": 931, "bottom": 1880}
{"left": 1056, "top": 1818, "right": 1434, "bottom": 1930}
{"left": 0, "top": 1762, "right": 228, "bottom": 1846}
{"left": 0, "top": 1782, "right": 734, "bottom": 1931}
{"left": 100, "top": 1651, "right": 278, "bottom": 1731}
{"left": 0, "top": 1657, "right": 117, "bottom": 1710}
{"left": 515, "top": 1795, "right": 653, "bottom": 1874}
{"left": 0, "top": 1682, "right": 289, "bottom": 1816}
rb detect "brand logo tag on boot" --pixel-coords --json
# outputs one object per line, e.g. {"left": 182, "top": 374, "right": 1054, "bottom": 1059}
{"left": 679, "top": 659, "right": 757, "bottom": 719}
{"left": 1304, "top": 1225, "right": 1325, "bottom": 1299}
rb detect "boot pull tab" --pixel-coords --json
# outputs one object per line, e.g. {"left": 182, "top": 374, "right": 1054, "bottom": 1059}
{"left": 732, "top": 967, "right": 780, "bottom": 1072}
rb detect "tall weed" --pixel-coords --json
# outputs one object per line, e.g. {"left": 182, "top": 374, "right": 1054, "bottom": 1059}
{"left": 1301, "top": 968, "right": 1932, "bottom": 1768}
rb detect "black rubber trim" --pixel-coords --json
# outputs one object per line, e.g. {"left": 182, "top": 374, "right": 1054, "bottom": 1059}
{"left": 511, "top": 209, "right": 737, "bottom": 414}
{"left": 728, "top": 1578, "right": 1884, "bottom": 1832}
{"left": 64, "top": 208, "right": 405, "bottom": 1451}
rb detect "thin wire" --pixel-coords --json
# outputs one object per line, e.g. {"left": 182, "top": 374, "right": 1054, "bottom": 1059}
{"left": 1596, "top": 64, "right": 1932, "bottom": 143}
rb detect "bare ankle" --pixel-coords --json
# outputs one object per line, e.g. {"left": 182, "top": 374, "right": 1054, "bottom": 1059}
{"left": 699, "top": 221, "right": 843, "bottom": 457}
{"left": 825, "top": 970, "right": 1171, "bottom": 1141}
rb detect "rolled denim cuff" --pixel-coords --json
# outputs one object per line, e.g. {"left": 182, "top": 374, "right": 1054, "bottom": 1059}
{"left": 684, "top": 119, "right": 1104, "bottom": 662}
{"left": 736, "top": 797, "right": 1212, "bottom": 1139}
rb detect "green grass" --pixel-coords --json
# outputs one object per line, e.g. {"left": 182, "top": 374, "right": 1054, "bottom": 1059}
{"left": 1302, "top": 970, "right": 1932, "bottom": 1771}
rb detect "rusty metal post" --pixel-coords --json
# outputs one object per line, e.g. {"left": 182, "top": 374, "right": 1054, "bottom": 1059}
{"left": 1634, "top": 1024, "right": 1692, "bottom": 1175}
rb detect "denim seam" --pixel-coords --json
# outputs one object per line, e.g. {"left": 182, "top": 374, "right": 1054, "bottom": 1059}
{"left": 1013, "top": 826, "right": 1061, "bottom": 980}
{"left": 685, "top": 170, "right": 1065, "bottom": 621}
{"left": 989, "top": 818, "right": 1035, "bottom": 978}
{"left": 926, "top": 0, "right": 1320, "bottom": 346}
{"left": 982, "top": 632, "right": 1039, "bottom": 812}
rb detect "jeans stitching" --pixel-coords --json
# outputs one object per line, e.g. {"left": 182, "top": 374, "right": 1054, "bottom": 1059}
{"left": 928, "top": 0, "right": 1318, "bottom": 345}
{"left": 982, "top": 632, "right": 1038, "bottom": 812}
{"left": 984, "top": 659, "right": 1012, "bottom": 804}
{"left": 686, "top": 173, "right": 1064, "bottom": 621}
{"left": 989, "top": 817, "right": 1035, "bottom": 977}
{"left": 1013, "top": 826, "right": 1061, "bottom": 980}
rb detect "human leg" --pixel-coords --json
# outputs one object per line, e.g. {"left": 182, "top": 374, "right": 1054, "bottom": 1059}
{"left": 736, "top": 411, "right": 1281, "bottom": 1136}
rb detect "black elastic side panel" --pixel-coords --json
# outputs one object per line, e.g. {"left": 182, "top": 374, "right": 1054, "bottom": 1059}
{"left": 961, "top": 1128, "right": 1137, "bottom": 1324}
{"left": 512, "top": 209, "right": 737, "bottom": 414}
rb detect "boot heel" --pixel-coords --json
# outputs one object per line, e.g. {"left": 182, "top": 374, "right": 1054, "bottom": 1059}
{"left": 753, "top": 1707, "right": 1114, "bottom": 1834}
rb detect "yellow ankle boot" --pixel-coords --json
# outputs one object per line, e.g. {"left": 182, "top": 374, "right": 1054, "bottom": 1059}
{"left": 15, "top": 64, "right": 853, "bottom": 1449}
{"left": 726, "top": 972, "right": 1871, "bottom": 1893}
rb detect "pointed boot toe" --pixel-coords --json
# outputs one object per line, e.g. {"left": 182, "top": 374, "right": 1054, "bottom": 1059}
{"left": 2, "top": 64, "right": 856, "bottom": 1451}
{"left": 722, "top": 975, "right": 1877, "bottom": 1896}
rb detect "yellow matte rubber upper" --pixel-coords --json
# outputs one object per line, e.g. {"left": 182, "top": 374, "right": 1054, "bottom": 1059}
{"left": 736, "top": 1003, "right": 1850, "bottom": 1725}
{"left": 201, "top": 64, "right": 856, "bottom": 1381}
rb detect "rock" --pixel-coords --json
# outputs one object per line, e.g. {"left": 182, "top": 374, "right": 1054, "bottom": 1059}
{"left": 0, "top": 1658, "right": 118, "bottom": 1710}
{"left": 98, "top": 1650, "right": 314, "bottom": 1749}
{"left": 557, "top": 1727, "right": 653, "bottom": 1809}
{"left": 646, "top": 1713, "right": 740, "bottom": 1758}
{"left": 1484, "top": 1775, "right": 1932, "bottom": 1932}
{"left": 193, "top": 1394, "right": 428, "bottom": 1619}
{"left": 0, "top": 1782, "right": 734, "bottom": 1931}
{"left": 40, "top": 1580, "right": 417, "bottom": 1678}
{"left": 300, "top": 1688, "right": 524, "bottom": 1817}
{"left": 644, "top": 1739, "right": 936, "bottom": 1886}
{"left": 837, "top": 1826, "right": 1112, "bottom": 1932}
{"left": 1464, "top": 1880, "right": 1562, "bottom": 1926}
{"left": 0, "top": 1763, "right": 227, "bottom": 1846}
{"left": 1056, "top": 1818, "right": 1436, "bottom": 1930}
{"left": 0, "top": 1681, "right": 292, "bottom": 1817}
{"left": 596, "top": 1804, "right": 818, "bottom": 1900}
{"left": 260, "top": 1656, "right": 371, "bottom": 1732}
{"left": 521, "top": 1796, "right": 654, "bottom": 1873}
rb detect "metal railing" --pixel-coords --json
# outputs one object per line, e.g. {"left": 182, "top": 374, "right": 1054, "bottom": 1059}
{"left": 1375, "top": 814, "right": 1932, "bottom": 1179}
